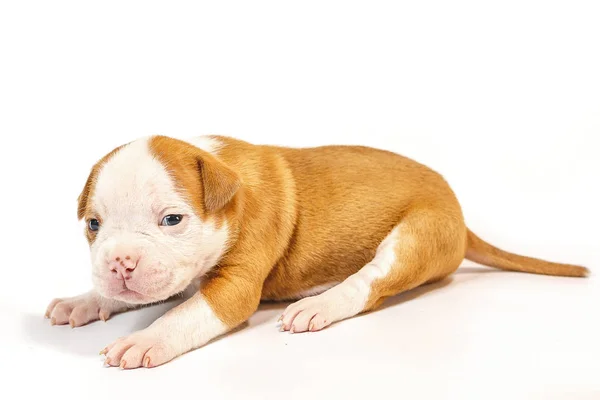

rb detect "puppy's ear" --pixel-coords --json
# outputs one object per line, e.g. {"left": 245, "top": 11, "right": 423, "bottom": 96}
{"left": 197, "top": 154, "right": 241, "bottom": 212}
{"left": 149, "top": 135, "right": 241, "bottom": 213}
{"left": 77, "top": 168, "right": 95, "bottom": 220}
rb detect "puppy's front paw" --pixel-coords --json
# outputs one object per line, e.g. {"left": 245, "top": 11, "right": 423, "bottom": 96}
{"left": 45, "top": 291, "right": 126, "bottom": 328}
{"left": 100, "top": 329, "right": 178, "bottom": 369}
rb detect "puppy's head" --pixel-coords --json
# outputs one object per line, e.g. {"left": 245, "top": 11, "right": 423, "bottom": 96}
{"left": 77, "top": 136, "right": 240, "bottom": 304}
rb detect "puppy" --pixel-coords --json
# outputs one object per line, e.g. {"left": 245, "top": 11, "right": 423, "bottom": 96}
{"left": 46, "top": 135, "right": 589, "bottom": 369}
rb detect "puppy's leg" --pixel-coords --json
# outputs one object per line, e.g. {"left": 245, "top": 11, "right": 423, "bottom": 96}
{"left": 279, "top": 208, "right": 466, "bottom": 333}
{"left": 102, "top": 264, "right": 264, "bottom": 369}
{"left": 45, "top": 291, "right": 130, "bottom": 327}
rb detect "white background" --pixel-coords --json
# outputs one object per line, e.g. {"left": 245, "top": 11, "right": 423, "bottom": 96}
{"left": 1, "top": 1, "right": 599, "bottom": 399}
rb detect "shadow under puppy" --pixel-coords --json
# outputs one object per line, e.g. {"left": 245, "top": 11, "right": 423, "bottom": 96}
{"left": 46, "top": 135, "right": 589, "bottom": 369}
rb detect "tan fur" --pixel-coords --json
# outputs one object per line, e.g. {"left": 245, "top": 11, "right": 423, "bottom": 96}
{"left": 261, "top": 144, "right": 467, "bottom": 302}
{"left": 200, "top": 138, "right": 298, "bottom": 327}
{"left": 465, "top": 230, "right": 588, "bottom": 277}
{"left": 79, "top": 135, "right": 589, "bottom": 330}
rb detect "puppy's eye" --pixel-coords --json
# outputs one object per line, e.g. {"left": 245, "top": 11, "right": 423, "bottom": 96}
{"left": 160, "top": 214, "right": 183, "bottom": 226}
{"left": 88, "top": 219, "right": 100, "bottom": 232}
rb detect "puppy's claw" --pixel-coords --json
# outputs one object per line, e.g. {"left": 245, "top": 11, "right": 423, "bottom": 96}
{"left": 120, "top": 360, "right": 126, "bottom": 370}
{"left": 50, "top": 317, "right": 56, "bottom": 326}
{"left": 69, "top": 319, "right": 75, "bottom": 328}
{"left": 143, "top": 357, "right": 151, "bottom": 368}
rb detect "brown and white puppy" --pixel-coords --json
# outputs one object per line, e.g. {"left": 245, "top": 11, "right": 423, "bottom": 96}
{"left": 45, "top": 135, "right": 589, "bottom": 369}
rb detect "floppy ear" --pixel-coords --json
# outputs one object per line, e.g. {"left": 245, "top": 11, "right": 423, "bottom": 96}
{"left": 148, "top": 135, "right": 241, "bottom": 213}
{"left": 77, "top": 168, "right": 95, "bottom": 220}
{"left": 197, "top": 154, "right": 241, "bottom": 212}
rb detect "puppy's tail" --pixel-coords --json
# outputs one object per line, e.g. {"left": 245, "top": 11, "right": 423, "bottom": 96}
{"left": 465, "top": 229, "right": 589, "bottom": 278}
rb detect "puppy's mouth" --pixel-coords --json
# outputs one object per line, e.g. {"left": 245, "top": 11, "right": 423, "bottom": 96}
{"left": 114, "top": 279, "right": 173, "bottom": 304}
{"left": 93, "top": 268, "right": 175, "bottom": 304}
{"left": 118, "top": 288, "right": 148, "bottom": 301}
{"left": 102, "top": 279, "right": 155, "bottom": 303}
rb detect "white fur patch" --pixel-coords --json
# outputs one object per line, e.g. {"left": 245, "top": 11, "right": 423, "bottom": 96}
{"left": 184, "top": 135, "right": 223, "bottom": 155}
{"left": 148, "top": 293, "right": 228, "bottom": 354}
{"left": 347, "top": 225, "right": 400, "bottom": 304}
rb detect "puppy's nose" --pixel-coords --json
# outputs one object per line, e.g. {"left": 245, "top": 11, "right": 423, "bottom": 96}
{"left": 107, "top": 251, "right": 140, "bottom": 280}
